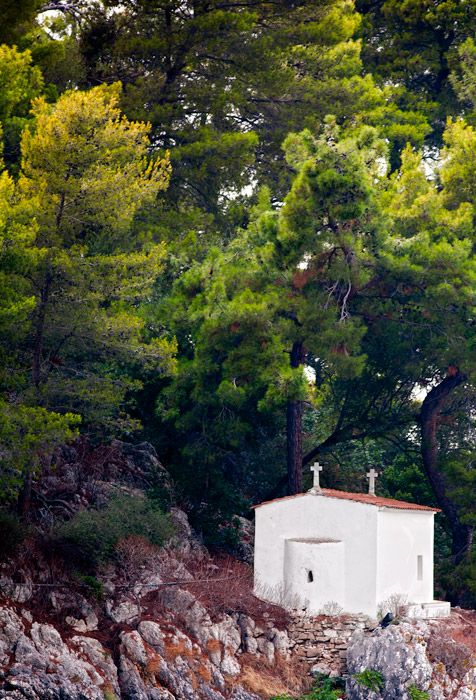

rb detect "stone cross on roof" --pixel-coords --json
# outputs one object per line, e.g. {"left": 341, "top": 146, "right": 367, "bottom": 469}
{"left": 366, "top": 468, "right": 379, "bottom": 496}
{"left": 309, "top": 462, "right": 323, "bottom": 494}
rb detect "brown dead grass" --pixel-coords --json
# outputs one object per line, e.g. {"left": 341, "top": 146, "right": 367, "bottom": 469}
{"left": 182, "top": 555, "right": 289, "bottom": 627}
{"left": 196, "top": 662, "right": 213, "bottom": 683}
{"left": 446, "top": 610, "right": 476, "bottom": 654}
{"left": 206, "top": 638, "right": 222, "bottom": 653}
{"left": 164, "top": 638, "right": 194, "bottom": 661}
{"left": 143, "top": 552, "right": 289, "bottom": 628}
{"left": 238, "top": 652, "right": 309, "bottom": 698}
{"left": 145, "top": 654, "right": 163, "bottom": 679}
{"left": 431, "top": 611, "right": 476, "bottom": 650}
{"left": 239, "top": 665, "right": 291, "bottom": 697}
{"left": 427, "top": 611, "right": 476, "bottom": 681}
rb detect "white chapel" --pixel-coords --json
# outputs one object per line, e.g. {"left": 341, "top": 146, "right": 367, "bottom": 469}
{"left": 253, "top": 465, "right": 450, "bottom": 619}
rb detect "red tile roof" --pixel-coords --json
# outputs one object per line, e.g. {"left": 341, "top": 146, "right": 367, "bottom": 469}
{"left": 252, "top": 488, "right": 440, "bottom": 512}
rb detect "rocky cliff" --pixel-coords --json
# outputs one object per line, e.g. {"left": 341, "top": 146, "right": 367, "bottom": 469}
{"left": 346, "top": 614, "right": 476, "bottom": 700}
{"left": 0, "top": 503, "right": 302, "bottom": 700}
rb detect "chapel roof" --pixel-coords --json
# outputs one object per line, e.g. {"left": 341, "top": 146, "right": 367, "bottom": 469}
{"left": 252, "top": 488, "right": 440, "bottom": 512}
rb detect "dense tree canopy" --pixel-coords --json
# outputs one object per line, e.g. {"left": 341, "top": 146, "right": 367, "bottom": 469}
{"left": 1, "top": 0, "right": 476, "bottom": 603}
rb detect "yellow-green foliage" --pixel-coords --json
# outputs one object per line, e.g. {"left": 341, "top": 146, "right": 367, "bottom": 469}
{"left": 0, "top": 80, "right": 176, "bottom": 499}
{"left": 14, "top": 83, "right": 175, "bottom": 428}
{"left": 0, "top": 400, "right": 79, "bottom": 501}
{"left": 0, "top": 45, "right": 43, "bottom": 124}
{"left": 20, "top": 83, "right": 170, "bottom": 250}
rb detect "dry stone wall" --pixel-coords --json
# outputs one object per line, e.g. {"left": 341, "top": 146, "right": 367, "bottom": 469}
{"left": 288, "top": 613, "right": 375, "bottom": 676}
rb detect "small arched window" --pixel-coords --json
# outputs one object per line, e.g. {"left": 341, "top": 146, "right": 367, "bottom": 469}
{"left": 307, "top": 570, "right": 314, "bottom": 583}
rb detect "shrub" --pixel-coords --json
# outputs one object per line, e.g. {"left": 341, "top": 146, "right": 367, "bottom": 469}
{"left": 353, "top": 669, "right": 384, "bottom": 692}
{"left": 272, "top": 675, "right": 344, "bottom": 700}
{"left": 115, "top": 535, "right": 159, "bottom": 583}
{"left": 183, "top": 555, "right": 289, "bottom": 626}
{"left": 79, "top": 575, "right": 104, "bottom": 600}
{"left": 377, "top": 593, "right": 408, "bottom": 619}
{"left": 318, "top": 601, "right": 343, "bottom": 616}
{"left": 0, "top": 510, "right": 27, "bottom": 561}
{"left": 55, "top": 493, "right": 173, "bottom": 571}
{"left": 408, "top": 685, "right": 429, "bottom": 700}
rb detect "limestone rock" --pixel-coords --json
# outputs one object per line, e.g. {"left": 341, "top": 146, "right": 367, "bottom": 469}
{"left": 346, "top": 621, "right": 476, "bottom": 700}
{"left": 138, "top": 620, "right": 165, "bottom": 651}
{"left": 65, "top": 608, "right": 98, "bottom": 632}
{"left": 0, "top": 577, "right": 32, "bottom": 603}
{"left": 229, "top": 686, "right": 262, "bottom": 700}
{"left": 120, "top": 630, "right": 148, "bottom": 667}
{"left": 71, "top": 635, "right": 119, "bottom": 694}
{"left": 118, "top": 655, "right": 149, "bottom": 700}
{"left": 233, "top": 517, "right": 254, "bottom": 564}
{"left": 220, "top": 651, "right": 241, "bottom": 676}
{"left": 111, "top": 440, "right": 172, "bottom": 498}
{"left": 107, "top": 598, "right": 141, "bottom": 624}
{"left": 209, "top": 615, "right": 242, "bottom": 654}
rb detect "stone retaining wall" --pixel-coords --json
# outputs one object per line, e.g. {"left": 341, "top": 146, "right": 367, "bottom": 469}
{"left": 288, "top": 613, "right": 375, "bottom": 676}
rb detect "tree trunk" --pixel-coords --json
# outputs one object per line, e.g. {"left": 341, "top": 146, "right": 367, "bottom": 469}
{"left": 419, "top": 370, "right": 473, "bottom": 565}
{"left": 286, "top": 341, "right": 305, "bottom": 495}
{"left": 32, "top": 273, "right": 51, "bottom": 389}
{"left": 17, "top": 467, "right": 33, "bottom": 518}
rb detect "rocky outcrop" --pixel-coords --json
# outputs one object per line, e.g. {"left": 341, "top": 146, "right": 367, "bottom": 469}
{"left": 0, "top": 509, "right": 297, "bottom": 700}
{"left": 6, "top": 466, "right": 476, "bottom": 700}
{"left": 3, "top": 585, "right": 476, "bottom": 700}
{"left": 31, "top": 439, "right": 173, "bottom": 528}
{"left": 0, "top": 596, "right": 293, "bottom": 700}
{"left": 0, "top": 607, "right": 117, "bottom": 700}
{"left": 346, "top": 618, "right": 476, "bottom": 700}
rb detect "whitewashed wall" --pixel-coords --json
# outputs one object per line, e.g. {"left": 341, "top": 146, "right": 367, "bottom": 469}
{"left": 254, "top": 494, "right": 379, "bottom": 616}
{"left": 376, "top": 509, "right": 434, "bottom": 608}
{"left": 254, "top": 494, "right": 436, "bottom": 617}
{"left": 284, "top": 538, "right": 345, "bottom": 612}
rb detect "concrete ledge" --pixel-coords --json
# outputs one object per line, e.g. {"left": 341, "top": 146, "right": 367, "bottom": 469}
{"left": 405, "top": 601, "right": 451, "bottom": 619}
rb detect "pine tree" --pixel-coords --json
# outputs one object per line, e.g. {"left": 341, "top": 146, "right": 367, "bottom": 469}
{"left": 17, "top": 83, "right": 174, "bottom": 427}
{"left": 357, "top": 0, "right": 476, "bottom": 142}
{"left": 74, "top": 0, "right": 428, "bottom": 242}
{"left": 157, "top": 121, "right": 387, "bottom": 522}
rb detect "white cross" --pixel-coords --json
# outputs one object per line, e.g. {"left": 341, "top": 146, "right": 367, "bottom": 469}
{"left": 310, "top": 462, "right": 323, "bottom": 494}
{"left": 366, "top": 468, "right": 379, "bottom": 496}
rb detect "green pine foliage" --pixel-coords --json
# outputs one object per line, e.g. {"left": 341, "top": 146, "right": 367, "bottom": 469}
{"left": 0, "top": 0, "right": 476, "bottom": 606}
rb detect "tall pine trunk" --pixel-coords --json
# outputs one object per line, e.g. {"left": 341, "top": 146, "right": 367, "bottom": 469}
{"left": 419, "top": 370, "right": 473, "bottom": 568}
{"left": 32, "top": 273, "right": 51, "bottom": 389}
{"left": 32, "top": 193, "right": 64, "bottom": 389}
{"left": 286, "top": 340, "right": 305, "bottom": 494}
{"left": 21, "top": 274, "right": 52, "bottom": 517}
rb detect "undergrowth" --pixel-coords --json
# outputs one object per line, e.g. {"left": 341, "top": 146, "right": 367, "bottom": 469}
{"left": 408, "top": 685, "right": 429, "bottom": 700}
{"left": 144, "top": 552, "right": 289, "bottom": 627}
{"left": 353, "top": 668, "right": 384, "bottom": 692}
{"left": 272, "top": 674, "right": 345, "bottom": 700}
{"left": 54, "top": 493, "right": 173, "bottom": 571}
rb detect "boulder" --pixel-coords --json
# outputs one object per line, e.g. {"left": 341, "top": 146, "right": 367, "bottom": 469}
{"left": 346, "top": 620, "right": 476, "bottom": 700}
{"left": 107, "top": 598, "right": 141, "bottom": 624}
